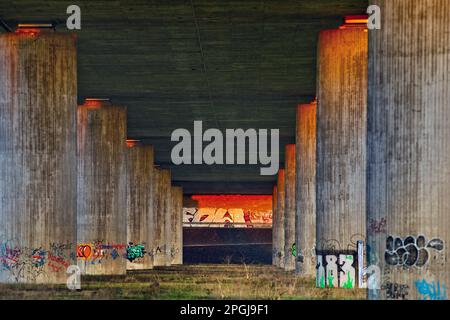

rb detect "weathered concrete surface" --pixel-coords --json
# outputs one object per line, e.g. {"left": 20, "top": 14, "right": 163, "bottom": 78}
{"left": 275, "top": 169, "right": 285, "bottom": 269}
{"left": 295, "top": 102, "right": 317, "bottom": 277}
{"left": 152, "top": 168, "right": 164, "bottom": 266}
{"left": 367, "top": 0, "right": 450, "bottom": 300}
{"left": 272, "top": 185, "right": 278, "bottom": 266}
{"left": 153, "top": 168, "right": 172, "bottom": 266}
{"left": 316, "top": 27, "right": 367, "bottom": 288}
{"left": 284, "top": 144, "right": 296, "bottom": 271}
{"left": 0, "top": 33, "right": 77, "bottom": 284}
{"left": 77, "top": 101, "right": 127, "bottom": 275}
{"left": 171, "top": 186, "right": 183, "bottom": 265}
{"left": 161, "top": 169, "right": 172, "bottom": 266}
{"left": 126, "top": 142, "right": 154, "bottom": 270}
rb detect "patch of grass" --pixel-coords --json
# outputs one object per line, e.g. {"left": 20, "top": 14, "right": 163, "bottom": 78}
{"left": 0, "top": 264, "right": 366, "bottom": 300}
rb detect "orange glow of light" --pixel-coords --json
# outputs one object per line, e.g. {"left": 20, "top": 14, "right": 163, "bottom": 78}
{"left": 15, "top": 23, "right": 53, "bottom": 35}
{"left": 83, "top": 98, "right": 110, "bottom": 108}
{"left": 339, "top": 15, "right": 368, "bottom": 30}
{"left": 191, "top": 195, "right": 272, "bottom": 212}
{"left": 126, "top": 139, "right": 140, "bottom": 148}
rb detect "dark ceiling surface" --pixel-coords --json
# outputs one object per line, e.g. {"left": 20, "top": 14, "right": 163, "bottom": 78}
{"left": 0, "top": 0, "right": 368, "bottom": 194}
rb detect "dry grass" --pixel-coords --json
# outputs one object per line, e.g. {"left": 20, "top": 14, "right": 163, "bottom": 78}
{"left": 0, "top": 264, "right": 366, "bottom": 300}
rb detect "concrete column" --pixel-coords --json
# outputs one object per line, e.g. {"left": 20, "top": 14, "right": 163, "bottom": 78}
{"left": 284, "top": 144, "right": 296, "bottom": 271}
{"left": 295, "top": 101, "right": 317, "bottom": 277}
{"left": 367, "top": 0, "right": 450, "bottom": 300}
{"left": 126, "top": 140, "right": 154, "bottom": 270}
{"left": 161, "top": 169, "right": 172, "bottom": 266}
{"left": 271, "top": 185, "right": 278, "bottom": 266}
{"left": 0, "top": 32, "right": 77, "bottom": 284}
{"left": 152, "top": 168, "right": 164, "bottom": 266}
{"left": 153, "top": 168, "right": 172, "bottom": 266}
{"left": 77, "top": 99, "right": 127, "bottom": 275}
{"left": 316, "top": 26, "right": 367, "bottom": 288}
{"left": 275, "top": 169, "right": 285, "bottom": 268}
{"left": 171, "top": 186, "right": 183, "bottom": 265}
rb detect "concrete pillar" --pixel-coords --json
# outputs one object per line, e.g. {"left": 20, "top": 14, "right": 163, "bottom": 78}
{"left": 153, "top": 168, "right": 172, "bottom": 266}
{"left": 367, "top": 0, "right": 450, "bottom": 300}
{"left": 295, "top": 101, "right": 317, "bottom": 277}
{"left": 316, "top": 25, "right": 367, "bottom": 288}
{"left": 161, "top": 169, "right": 172, "bottom": 266}
{"left": 126, "top": 140, "right": 154, "bottom": 270}
{"left": 0, "top": 32, "right": 77, "bottom": 284}
{"left": 77, "top": 99, "right": 127, "bottom": 275}
{"left": 171, "top": 186, "right": 183, "bottom": 265}
{"left": 152, "top": 168, "right": 163, "bottom": 266}
{"left": 284, "top": 144, "right": 296, "bottom": 271}
{"left": 275, "top": 169, "right": 285, "bottom": 268}
{"left": 271, "top": 185, "right": 278, "bottom": 266}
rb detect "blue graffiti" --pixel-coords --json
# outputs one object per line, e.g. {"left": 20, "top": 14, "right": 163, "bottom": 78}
{"left": 415, "top": 279, "right": 447, "bottom": 300}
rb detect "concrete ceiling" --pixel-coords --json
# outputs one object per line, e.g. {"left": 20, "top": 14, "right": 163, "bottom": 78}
{"left": 0, "top": 0, "right": 368, "bottom": 194}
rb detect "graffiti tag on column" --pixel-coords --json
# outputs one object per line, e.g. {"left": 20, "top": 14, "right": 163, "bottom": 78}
{"left": 316, "top": 251, "right": 357, "bottom": 288}
{"left": 382, "top": 282, "right": 409, "bottom": 300}
{"left": 385, "top": 235, "right": 444, "bottom": 267}
{"left": 415, "top": 279, "right": 448, "bottom": 300}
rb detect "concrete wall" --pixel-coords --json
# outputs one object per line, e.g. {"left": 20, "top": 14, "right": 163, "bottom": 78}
{"left": 367, "top": 0, "right": 450, "bottom": 300}
{"left": 126, "top": 143, "right": 154, "bottom": 270}
{"left": 77, "top": 101, "right": 127, "bottom": 275}
{"left": 316, "top": 27, "right": 367, "bottom": 288}
{"left": 284, "top": 145, "right": 296, "bottom": 271}
{"left": 295, "top": 102, "right": 317, "bottom": 277}
{"left": 0, "top": 33, "right": 77, "bottom": 284}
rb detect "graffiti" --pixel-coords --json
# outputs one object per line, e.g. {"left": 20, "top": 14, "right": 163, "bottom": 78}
{"left": 317, "top": 234, "right": 364, "bottom": 252}
{"left": 1, "top": 238, "right": 73, "bottom": 282}
{"left": 316, "top": 251, "right": 358, "bottom": 288}
{"left": 126, "top": 243, "right": 146, "bottom": 262}
{"left": 382, "top": 282, "right": 409, "bottom": 300}
{"left": 171, "top": 247, "right": 180, "bottom": 259}
{"left": 183, "top": 195, "right": 272, "bottom": 228}
{"left": 339, "top": 254, "right": 355, "bottom": 289}
{"left": 368, "top": 217, "right": 387, "bottom": 235}
{"left": 291, "top": 243, "right": 296, "bottom": 257}
{"left": 77, "top": 244, "right": 92, "bottom": 259}
{"left": 385, "top": 235, "right": 444, "bottom": 267}
{"left": 415, "top": 279, "right": 447, "bottom": 300}
{"left": 77, "top": 241, "right": 127, "bottom": 264}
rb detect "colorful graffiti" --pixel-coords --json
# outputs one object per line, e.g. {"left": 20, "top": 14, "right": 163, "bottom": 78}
{"left": 76, "top": 241, "right": 127, "bottom": 264}
{"left": 415, "top": 279, "right": 447, "bottom": 300}
{"left": 183, "top": 195, "right": 272, "bottom": 228}
{"left": 316, "top": 251, "right": 358, "bottom": 289}
{"left": 1, "top": 238, "right": 73, "bottom": 282}
{"left": 126, "top": 243, "right": 146, "bottom": 263}
{"left": 385, "top": 235, "right": 444, "bottom": 267}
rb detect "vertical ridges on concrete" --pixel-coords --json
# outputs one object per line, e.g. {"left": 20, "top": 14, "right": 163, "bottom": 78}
{"left": 77, "top": 101, "right": 127, "bottom": 275}
{"left": 367, "top": 0, "right": 450, "bottom": 300}
{"left": 284, "top": 144, "right": 296, "bottom": 271}
{"left": 316, "top": 27, "right": 367, "bottom": 288}
{"left": 0, "top": 33, "right": 77, "bottom": 283}
{"left": 295, "top": 101, "right": 317, "bottom": 277}
{"left": 275, "top": 169, "right": 286, "bottom": 269}
{"left": 126, "top": 142, "right": 154, "bottom": 270}
{"left": 171, "top": 186, "right": 183, "bottom": 265}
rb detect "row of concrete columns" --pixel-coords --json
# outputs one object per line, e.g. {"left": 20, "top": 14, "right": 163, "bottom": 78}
{"left": 273, "top": 0, "right": 450, "bottom": 299}
{"left": 0, "top": 31, "right": 184, "bottom": 284}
